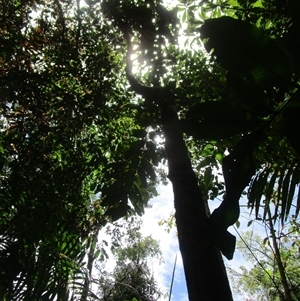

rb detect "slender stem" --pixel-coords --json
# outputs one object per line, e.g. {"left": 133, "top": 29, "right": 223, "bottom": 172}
{"left": 267, "top": 208, "right": 293, "bottom": 301}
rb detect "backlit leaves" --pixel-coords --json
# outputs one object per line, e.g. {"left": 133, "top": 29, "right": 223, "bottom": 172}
{"left": 181, "top": 101, "right": 261, "bottom": 139}
{"left": 248, "top": 162, "right": 300, "bottom": 222}
{"left": 200, "top": 16, "right": 292, "bottom": 86}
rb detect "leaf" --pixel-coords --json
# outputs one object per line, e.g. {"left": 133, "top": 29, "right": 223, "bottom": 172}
{"left": 285, "top": 163, "right": 300, "bottom": 218}
{"left": 263, "top": 166, "right": 279, "bottom": 220}
{"left": 181, "top": 101, "right": 260, "bottom": 139}
{"left": 296, "top": 186, "right": 300, "bottom": 217}
{"left": 197, "top": 155, "right": 215, "bottom": 169}
{"left": 215, "top": 153, "right": 223, "bottom": 163}
{"left": 141, "top": 158, "right": 156, "bottom": 181}
{"left": 101, "top": 184, "right": 127, "bottom": 206}
{"left": 281, "top": 167, "right": 293, "bottom": 222}
{"left": 94, "top": 249, "right": 101, "bottom": 259}
{"left": 222, "top": 131, "right": 258, "bottom": 199}
{"left": 132, "top": 128, "right": 147, "bottom": 138}
{"left": 146, "top": 141, "right": 159, "bottom": 166}
{"left": 204, "top": 166, "right": 212, "bottom": 186}
{"left": 226, "top": 72, "right": 271, "bottom": 117}
{"left": 182, "top": 9, "right": 189, "bottom": 23}
{"left": 276, "top": 164, "right": 287, "bottom": 217}
{"left": 248, "top": 172, "right": 260, "bottom": 211}
{"left": 124, "top": 140, "right": 145, "bottom": 159}
{"left": 282, "top": 97, "right": 300, "bottom": 156}
{"left": 200, "top": 16, "right": 292, "bottom": 86}
{"left": 287, "top": 0, "right": 300, "bottom": 59}
{"left": 105, "top": 198, "right": 130, "bottom": 221}
{"left": 248, "top": 169, "right": 270, "bottom": 218}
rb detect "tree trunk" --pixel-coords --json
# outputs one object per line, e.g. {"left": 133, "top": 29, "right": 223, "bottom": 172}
{"left": 160, "top": 95, "right": 233, "bottom": 301}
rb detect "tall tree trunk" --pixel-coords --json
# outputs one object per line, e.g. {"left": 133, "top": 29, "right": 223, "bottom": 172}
{"left": 124, "top": 37, "right": 233, "bottom": 299}
{"left": 160, "top": 95, "right": 233, "bottom": 301}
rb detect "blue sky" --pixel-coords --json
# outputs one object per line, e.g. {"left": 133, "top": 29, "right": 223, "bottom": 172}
{"left": 140, "top": 183, "right": 266, "bottom": 301}
{"left": 97, "top": 181, "right": 266, "bottom": 300}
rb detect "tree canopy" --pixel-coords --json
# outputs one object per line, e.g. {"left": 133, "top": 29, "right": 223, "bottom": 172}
{"left": 96, "top": 217, "right": 163, "bottom": 301}
{"left": 230, "top": 217, "right": 300, "bottom": 301}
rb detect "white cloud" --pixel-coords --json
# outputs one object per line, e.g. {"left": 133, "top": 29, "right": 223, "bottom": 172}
{"left": 96, "top": 182, "right": 264, "bottom": 300}
{"left": 140, "top": 183, "right": 266, "bottom": 301}
{"left": 141, "top": 183, "right": 180, "bottom": 299}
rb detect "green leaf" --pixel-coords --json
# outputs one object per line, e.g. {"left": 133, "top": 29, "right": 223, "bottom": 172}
{"left": 226, "top": 72, "right": 271, "bottom": 116}
{"left": 248, "top": 169, "right": 270, "bottom": 218}
{"left": 197, "top": 155, "right": 215, "bottom": 169}
{"left": 282, "top": 98, "right": 300, "bottom": 156}
{"left": 142, "top": 158, "right": 156, "bottom": 181}
{"left": 182, "top": 101, "right": 260, "bottom": 139}
{"left": 182, "top": 9, "right": 189, "bottom": 23}
{"left": 286, "top": 0, "right": 300, "bottom": 61}
{"left": 262, "top": 167, "right": 278, "bottom": 220}
{"left": 276, "top": 164, "right": 287, "bottom": 216}
{"left": 132, "top": 128, "right": 147, "bottom": 138}
{"left": 200, "top": 16, "right": 292, "bottom": 86}
{"left": 215, "top": 153, "right": 223, "bottom": 163}
{"left": 94, "top": 249, "right": 101, "bottom": 259}
{"left": 204, "top": 167, "right": 212, "bottom": 186}
{"left": 281, "top": 167, "right": 293, "bottom": 222}
{"left": 105, "top": 198, "right": 130, "bottom": 221}
{"left": 296, "top": 186, "right": 300, "bottom": 217}
{"left": 124, "top": 140, "right": 145, "bottom": 159}
{"left": 285, "top": 163, "right": 300, "bottom": 218}
{"left": 146, "top": 141, "right": 159, "bottom": 166}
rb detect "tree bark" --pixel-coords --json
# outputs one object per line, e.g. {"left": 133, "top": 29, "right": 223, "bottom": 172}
{"left": 160, "top": 95, "right": 233, "bottom": 301}
{"left": 124, "top": 35, "right": 233, "bottom": 298}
